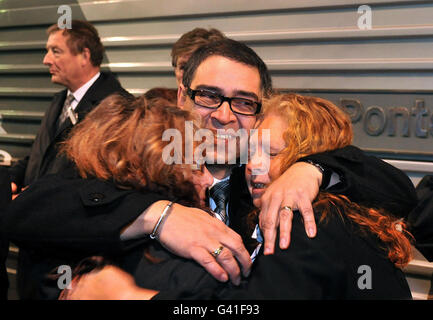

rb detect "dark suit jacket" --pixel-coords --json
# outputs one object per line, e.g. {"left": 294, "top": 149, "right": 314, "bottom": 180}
{"left": 8, "top": 71, "right": 132, "bottom": 190}
{"left": 228, "top": 165, "right": 257, "bottom": 254}
{"left": 302, "top": 146, "right": 417, "bottom": 219}
{"left": 408, "top": 175, "right": 433, "bottom": 261}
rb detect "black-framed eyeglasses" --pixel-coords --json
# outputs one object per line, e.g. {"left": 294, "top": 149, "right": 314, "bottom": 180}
{"left": 186, "top": 87, "right": 261, "bottom": 116}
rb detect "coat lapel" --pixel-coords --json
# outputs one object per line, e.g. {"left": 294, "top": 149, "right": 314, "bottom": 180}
{"left": 228, "top": 166, "right": 258, "bottom": 253}
{"left": 54, "top": 73, "right": 105, "bottom": 138}
{"left": 46, "top": 90, "right": 67, "bottom": 140}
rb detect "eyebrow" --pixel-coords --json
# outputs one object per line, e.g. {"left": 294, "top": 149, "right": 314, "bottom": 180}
{"left": 270, "top": 146, "right": 284, "bottom": 153}
{"left": 194, "top": 85, "right": 260, "bottom": 101}
{"left": 46, "top": 45, "right": 61, "bottom": 51}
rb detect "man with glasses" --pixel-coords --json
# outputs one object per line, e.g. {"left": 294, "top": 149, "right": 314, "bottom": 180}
{"left": 178, "top": 50, "right": 265, "bottom": 226}
{"left": 2, "top": 38, "right": 417, "bottom": 295}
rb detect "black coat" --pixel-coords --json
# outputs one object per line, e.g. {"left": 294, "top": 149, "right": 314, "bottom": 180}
{"left": 0, "top": 167, "right": 11, "bottom": 300}
{"left": 8, "top": 72, "right": 132, "bottom": 189}
{"left": 134, "top": 206, "right": 412, "bottom": 300}
{"left": 1, "top": 146, "right": 419, "bottom": 299}
{"left": 3, "top": 169, "right": 165, "bottom": 300}
{"left": 408, "top": 175, "right": 433, "bottom": 261}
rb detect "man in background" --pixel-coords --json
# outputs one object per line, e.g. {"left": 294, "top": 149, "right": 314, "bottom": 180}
{"left": 171, "top": 28, "right": 226, "bottom": 87}
{"left": 8, "top": 20, "right": 131, "bottom": 199}
{"left": 143, "top": 28, "right": 226, "bottom": 119}
{"left": 7, "top": 19, "right": 131, "bottom": 299}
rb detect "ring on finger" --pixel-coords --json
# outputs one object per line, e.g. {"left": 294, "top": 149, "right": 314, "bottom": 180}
{"left": 212, "top": 245, "right": 224, "bottom": 258}
{"left": 280, "top": 205, "right": 292, "bottom": 212}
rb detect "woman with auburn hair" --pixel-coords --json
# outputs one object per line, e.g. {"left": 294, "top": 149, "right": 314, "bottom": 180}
{"left": 61, "top": 93, "right": 413, "bottom": 300}
{"left": 246, "top": 94, "right": 412, "bottom": 269}
{"left": 62, "top": 93, "right": 212, "bottom": 207}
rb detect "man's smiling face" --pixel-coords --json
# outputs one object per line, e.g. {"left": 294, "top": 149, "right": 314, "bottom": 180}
{"left": 178, "top": 55, "right": 261, "bottom": 164}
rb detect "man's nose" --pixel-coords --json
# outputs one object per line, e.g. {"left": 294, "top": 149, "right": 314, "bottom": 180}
{"left": 43, "top": 52, "right": 52, "bottom": 66}
{"left": 211, "top": 101, "right": 236, "bottom": 125}
{"left": 246, "top": 154, "right": 260, "bottom": 174}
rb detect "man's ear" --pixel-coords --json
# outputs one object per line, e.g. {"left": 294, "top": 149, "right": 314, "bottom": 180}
{"left": 80, "top": 48, "right": 92, "bottom": 67}
{"left": 177, "top": 84, "right": 186, "bottom": 109}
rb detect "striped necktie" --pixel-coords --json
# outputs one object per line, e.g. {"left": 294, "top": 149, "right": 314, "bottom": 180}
{"left": 57, "top": 93, "right": 75, "bottom": 128}
{"left": 209, "top": 179, "right": 230, "bottom": 224}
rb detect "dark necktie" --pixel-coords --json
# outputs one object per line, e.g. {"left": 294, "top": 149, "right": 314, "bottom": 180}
{"left": 209, "top": 179, "right": 230, "bottom": 224}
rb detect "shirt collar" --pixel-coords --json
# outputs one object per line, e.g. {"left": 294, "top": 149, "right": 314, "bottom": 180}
{"left": 211, "top": 175, "right": 230, "bottom": 188}
{"left": 67, "top": 72, "right": 101, "bottom": 110}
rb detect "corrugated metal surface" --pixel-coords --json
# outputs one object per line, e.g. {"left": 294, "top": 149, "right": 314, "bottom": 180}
{"left": 1, "top": 1, "right": 433, "bottom": 164}
{"left": 1, "top": 0, "right": 432, "bottom": 299}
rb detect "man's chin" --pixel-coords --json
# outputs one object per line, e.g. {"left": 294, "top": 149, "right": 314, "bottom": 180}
{"left": 204, "top": 152, "right": 239, "bottom": 166}
{"left": 252, "top": 198, "right": 261, "bottom": 209}
{"left": 50, "top": 76, "right": 65, "bottom": 86}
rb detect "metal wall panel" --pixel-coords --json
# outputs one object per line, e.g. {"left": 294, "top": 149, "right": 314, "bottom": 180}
{"left": 1, "top": 0, "right": 433, "bottom": 167}
{"left": 1, "top": 0, "right": 432, "bottom": 299}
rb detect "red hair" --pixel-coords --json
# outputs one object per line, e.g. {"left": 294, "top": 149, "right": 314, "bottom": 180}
{"left": 262, "top": 93, "right": 413, "bottom": 268}
{"left": 61, "top": 94, "right": 203, "bottom": 206}
{"left": 315, "top": 193, "right": 413, "bottom": 268}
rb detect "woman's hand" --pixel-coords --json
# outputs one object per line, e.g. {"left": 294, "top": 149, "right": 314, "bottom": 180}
{"left": 259, "top": 162, "right": 321, "bottom": 255}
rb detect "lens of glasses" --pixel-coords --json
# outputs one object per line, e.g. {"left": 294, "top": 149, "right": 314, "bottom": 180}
{"left": 231, "top": 98, "right": 258, "bottom": 115}
{"left": 195, "top": 91, "right": 221, "bottom": 107}
{"left": 193, "top": 90, "right": 258, "bottom": 115}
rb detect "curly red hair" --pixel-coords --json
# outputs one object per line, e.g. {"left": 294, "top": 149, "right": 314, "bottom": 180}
{"left": 262, "top": 93, "right": 413, "bottom": 268}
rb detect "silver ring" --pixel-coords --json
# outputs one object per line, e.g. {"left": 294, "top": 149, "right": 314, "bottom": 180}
{"left": 212, "top": 245, "right": 224, "bottom": 258}
{"left": 280, "top": 205, "right": 292, "bottom": 212}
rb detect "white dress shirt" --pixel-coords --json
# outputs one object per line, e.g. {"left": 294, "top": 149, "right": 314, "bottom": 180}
{"left": 67, "top": 72, "right": 101, "bottom": 109}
